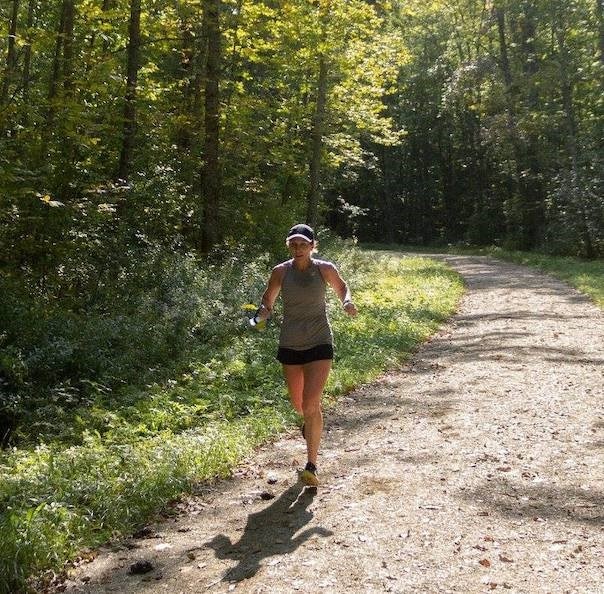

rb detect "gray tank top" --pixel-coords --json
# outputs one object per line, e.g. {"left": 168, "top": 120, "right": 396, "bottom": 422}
{"left": 279, "top": 259, "right": 333, "bottom": 349}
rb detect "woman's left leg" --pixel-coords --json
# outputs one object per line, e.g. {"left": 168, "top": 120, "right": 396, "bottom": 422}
{"left": 301, "top": 359, "right": 332, "bottom": 466}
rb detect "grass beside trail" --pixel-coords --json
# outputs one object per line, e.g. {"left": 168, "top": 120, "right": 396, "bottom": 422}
{"left": 0, "top": 248, "right": 464, "bottom": 593}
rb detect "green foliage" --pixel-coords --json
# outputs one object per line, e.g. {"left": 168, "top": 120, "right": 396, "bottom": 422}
{"left": 333, "top": 0, "right": 603, "bottom": 257}
{"left": 0, "top": 245, "right": 463, "bottom": 592}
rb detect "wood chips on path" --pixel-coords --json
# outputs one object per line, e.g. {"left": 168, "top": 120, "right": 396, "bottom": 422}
{"left": 59, "top": 255, "right": 604, "bottom": 594}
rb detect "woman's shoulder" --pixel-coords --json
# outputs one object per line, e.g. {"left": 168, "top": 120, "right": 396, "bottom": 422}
{"left": 271, "top": 260, "right": 292, "bottom": 276}
{"left": 313, "top": 258, "right": 337, "bottom": 271}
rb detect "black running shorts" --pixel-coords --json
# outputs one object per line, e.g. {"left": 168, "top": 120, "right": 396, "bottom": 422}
{"left": 276, "top": 343, "right": 334, "bottom": 365}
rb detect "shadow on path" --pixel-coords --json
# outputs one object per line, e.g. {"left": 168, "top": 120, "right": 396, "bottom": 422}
{"left": 205, "top": 483, "right": 333, "bottom": 585}
{"left": 459, "top": 479, "right": 604, "bottom": 527}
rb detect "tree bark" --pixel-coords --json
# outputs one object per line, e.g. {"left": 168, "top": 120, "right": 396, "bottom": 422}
{"left": 305, "top": 54, "right": 328, "bottom": 229}
{"left": 597, "top": 0, "right": 604, "bottom": 66}
{"left": 48, "top": 0, "right": 66, "bottom": 109}
{"left": 494, "top": 7, "right": 514, "bottom": 116}
{"left": 1, "top": 0, "right": 20, "bottom": 106}
{"left": 21, "top": 0, "right": 36, "bottom": 123}
{"left": 519, "top": 0, "right": 539, "bottom": 109}
{"left": 200, "top": 0, "right": 221, "bottom": 252}
{"left": 62, "top": 0, "right": 74, "bottom": 94}
{"left": 117, "top": 0, "right": 141, "bottom": 181}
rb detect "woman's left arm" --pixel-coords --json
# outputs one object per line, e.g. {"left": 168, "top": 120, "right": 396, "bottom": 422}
{"left": 319, "top": 262, "right": 358, "bottom": 317}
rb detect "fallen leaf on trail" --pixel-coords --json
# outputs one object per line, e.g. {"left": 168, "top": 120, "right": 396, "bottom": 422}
{"left": 479, "top": 559, "right": 491, "bottom": 568}
{"left": 499, "top": 554, "right": 513, "bottom": 563}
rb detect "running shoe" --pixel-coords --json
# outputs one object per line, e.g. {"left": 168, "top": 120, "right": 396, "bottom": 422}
{"left": 299, "top": 463, "right": 319, "bottom": 487}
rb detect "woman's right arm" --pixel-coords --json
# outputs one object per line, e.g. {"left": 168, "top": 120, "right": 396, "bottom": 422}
{"left": 257, "top": 264, "right": 285, "bottom": 321}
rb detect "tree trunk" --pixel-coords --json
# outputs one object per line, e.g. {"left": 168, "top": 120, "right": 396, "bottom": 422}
{"left": 519, "top": 0, "right": 539, "bottom": 109}
{"left": 48, "top": 1, "right": 66, "bottom": 105}
{"left": 200, "top": 0, "right": 221, "bottom": 252}
{"left": 21, "top": 0, "right": 35, "bottom": 124}
{"left": 175, "top": 10, "right": 198, "bottom": 151}
{"left": 597, "top": 0, "right": 604, "bottom": 66}
{"left": 494, "top": 7, "right": 514, "bottom": 117}
{"left": 1, "top": 0, "right": 20, "bottom": 106}
{"left": 305, "top": 54, "right": 328, "bottom": 229}
{"left": 62, "top": 0, "right": 74, "bottom": 95}
{"left": 117, "top": 0, "right": 141, "bottom": 181}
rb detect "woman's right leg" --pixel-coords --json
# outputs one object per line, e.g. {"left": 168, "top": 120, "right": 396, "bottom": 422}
{"left": 282, "top": 364, "right": 304, "bottom": 415}
{"left": 301, "top": 359, "right": 331, "bottom": 467}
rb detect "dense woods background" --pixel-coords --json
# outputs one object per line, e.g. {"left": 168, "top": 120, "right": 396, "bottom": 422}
{"left": 0, "top": 0, "right": 602, "bottom": 443}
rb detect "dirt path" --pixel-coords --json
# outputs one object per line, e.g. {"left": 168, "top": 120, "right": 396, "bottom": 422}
{"left": 59, "top": 255, "right": 603, "bottom": 594}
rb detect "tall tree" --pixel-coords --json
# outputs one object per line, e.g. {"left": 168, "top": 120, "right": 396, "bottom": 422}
{"left": 1, "top": 0, "right": 19, "bottom": 107}
{"left": 117, "top": 0, "right": 141, "bottom": 180}
{"left": 597, "top": 0, "right": 604, "bottom": 64}
{"left": 306, "top": 53, "right": 328, "bottom": 228}
{"left": 20, "top": 0, "right": 36, "bottom": 125}
{"left": 200, "top": 0, "right": 221, "bottom": 252}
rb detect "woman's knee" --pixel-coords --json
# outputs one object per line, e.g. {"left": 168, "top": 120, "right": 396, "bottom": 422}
{"left": 302, "top": 397, "right": 322, "bottom": 418}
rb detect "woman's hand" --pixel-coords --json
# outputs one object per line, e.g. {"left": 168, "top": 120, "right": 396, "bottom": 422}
{"left": 255, "top": 303, "right": 270, "bottom": 322}
{"left": 343, "top": 300, "right": 357, "bottom": 317}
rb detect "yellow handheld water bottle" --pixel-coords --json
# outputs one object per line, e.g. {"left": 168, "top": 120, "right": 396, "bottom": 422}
{"left": 242, "top": 304, "right": 267, "bottom": 331}
{"left": 249, "top": 315, "right": 267, "bottom": 331}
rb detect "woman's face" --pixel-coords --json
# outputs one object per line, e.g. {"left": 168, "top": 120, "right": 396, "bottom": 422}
{"left": 288, "top": 239, "right": 313, "bottom": 259}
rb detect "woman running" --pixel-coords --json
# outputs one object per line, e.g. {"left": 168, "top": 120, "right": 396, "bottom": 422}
{"left": 253, "top": 224, "right": 357, "bottom": 486}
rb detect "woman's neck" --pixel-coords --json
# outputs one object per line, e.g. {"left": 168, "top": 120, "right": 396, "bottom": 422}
{"left": 292, "top": 257, "right": 312, "bottom": 271}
